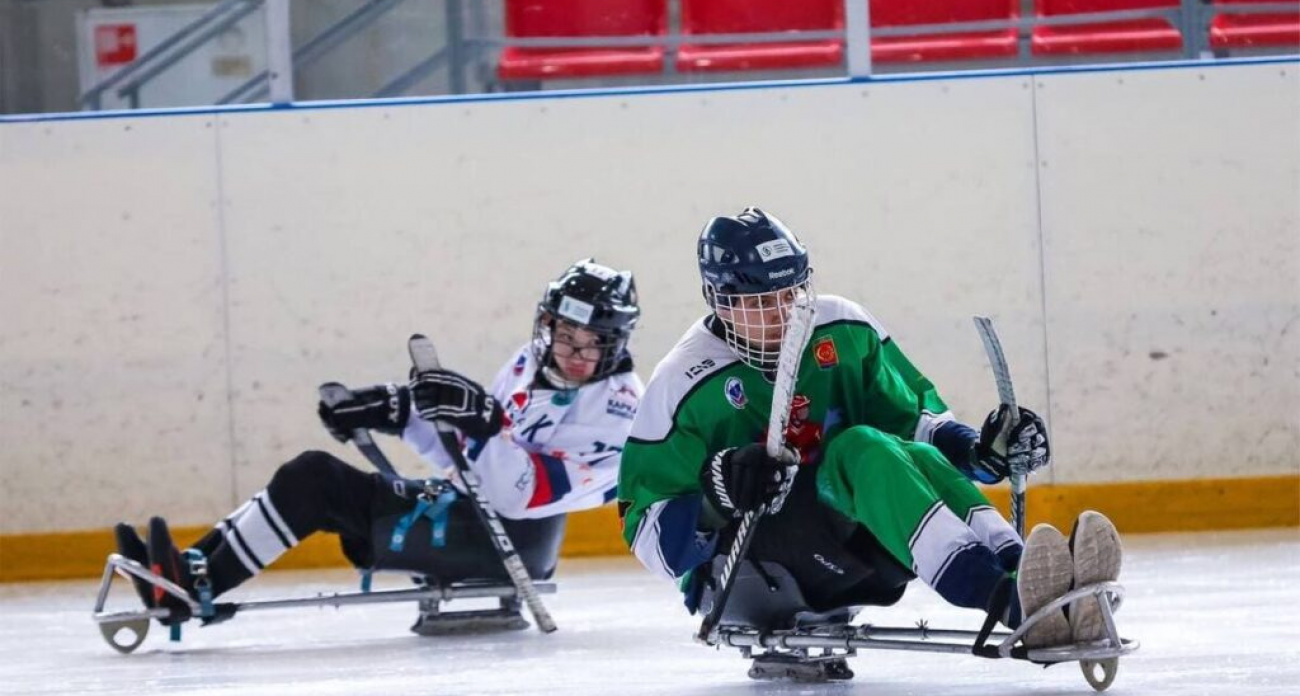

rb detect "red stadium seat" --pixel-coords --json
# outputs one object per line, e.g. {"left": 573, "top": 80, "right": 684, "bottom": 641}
{"left": 497, "top": 0, "right": 667, "bottom": 80}
{"left": 1209, "top": 0, "right": 1300, "bottom": 50}
{"left": 871, "top": 0, "right": 1020, "bottom": 63}
{"left": 677, "top": 0, "right": 843, "bottom": 72}
{"left": 1032, "top": 0, "right": 1183, "bottom": 55}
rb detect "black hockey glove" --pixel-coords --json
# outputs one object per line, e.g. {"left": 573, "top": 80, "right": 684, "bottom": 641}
{"left": 699, "top": 443, "right": 799, "bottom": 517}
{"left": 974, "top": 405, "right": 1051, "bottom": 483}
{"left": 317, "top": 383, "right": 410, "bottom": 442}
{"left": 408, "top": 369, "right": 504, "bottom": 441}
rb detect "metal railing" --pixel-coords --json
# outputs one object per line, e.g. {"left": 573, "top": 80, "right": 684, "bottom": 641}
{"left": 76, "top": 0, "right": 1298, "bottom": 111}
{"left": 218, "top": 0, "right": 411, "bottom": 104}
{"left": 79, "top": 0, "right": 264, "bottom": 110}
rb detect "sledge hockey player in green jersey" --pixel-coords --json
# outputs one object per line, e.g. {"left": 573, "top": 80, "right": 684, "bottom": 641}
{"left": 617, "top": 208, "right": 1122, "bottom": 678}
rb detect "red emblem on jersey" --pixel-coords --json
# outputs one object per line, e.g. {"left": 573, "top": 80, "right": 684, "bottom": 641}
{"left": 814, "top": 336, "right": 839, "bottom": 369}
{"left": 760, "top": 394, "right": 824, "bottom": 465}
{"left": 784, "top": 394, "right": 823, "bottom": 464}
{"left": 504, "top": 391, "right": 529, "bottom": 427}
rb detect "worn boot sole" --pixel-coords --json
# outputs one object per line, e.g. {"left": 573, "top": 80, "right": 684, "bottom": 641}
{"left": 1069, "top": 510, "right": 1123, "bottom": 643}
{"left": 1018, "top": 524, "right": 1074, "bottom": 648}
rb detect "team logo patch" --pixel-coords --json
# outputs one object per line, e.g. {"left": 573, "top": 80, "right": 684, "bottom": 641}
{"left": 605, "top": 386, "right": 637, "bottom": 420}
{"left": 724, "top": 377, "right": 747, "bottom": 410}
{"left": 606, "top": 400, "right": 636, "bottom": 420}
{"left": 756, "top": 239, "right": 794, "bottom": 261}
{"left": 814, "top": 336, "right": 839, "bottom": 369}
{"left": 512, "top": 353, "right": 527, "bottom": 375}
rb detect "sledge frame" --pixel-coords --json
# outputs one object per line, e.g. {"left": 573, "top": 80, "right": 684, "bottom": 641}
{"left": 92, "top": 552, "right": 555, "bottom": 654}
{"left": 708, "top": 581, "right": 1138, "bottom": 690}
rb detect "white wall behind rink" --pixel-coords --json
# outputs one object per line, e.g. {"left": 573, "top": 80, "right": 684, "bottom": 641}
{"left": 1, "top": 61, "right": 1296, "bottom": 534}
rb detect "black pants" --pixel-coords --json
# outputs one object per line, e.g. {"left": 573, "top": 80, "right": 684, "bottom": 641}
{"left": 194, "top": 451, "right": 565, "bottom": 596}
{"left": 702, "top": 462, "right": 914, "bottom": 620}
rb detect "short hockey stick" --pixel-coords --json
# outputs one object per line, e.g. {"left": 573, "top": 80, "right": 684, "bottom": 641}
{"left": 406, "top": 334, "right": 557, "bottom": 633}
{"left": 318, "top": 382, "right": 398, "bottom": 476}
{"left": 696, "top": 293, "right": 817, "bottom": 644}
{"left": 972, "top": 316, "right": 1025, "bottom": 538}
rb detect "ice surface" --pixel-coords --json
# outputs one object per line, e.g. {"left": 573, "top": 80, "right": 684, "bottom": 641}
{"left": 1, "top": 528, "right": 1297, "bottom": 695}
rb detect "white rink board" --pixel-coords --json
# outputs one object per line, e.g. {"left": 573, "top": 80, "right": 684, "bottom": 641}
{"left": 213, "top": 77, "right": 1044, "bottom": 498}
{"left": 0, "top": 61, "right": 1296, "bottom": 533}
{"left": 0, "top": 116, "right": 235, "bottom": 531}
{"left": 1034, "top": 63, "right": 1300, "bottom": 483}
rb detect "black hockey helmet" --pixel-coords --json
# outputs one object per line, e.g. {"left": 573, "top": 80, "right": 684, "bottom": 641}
{"left": 697, "top": 207, "right": 811, "bottom": 301}
{"left": 697, "top": 208, "right": 815, "bottom": 371}
{"left": 533, "top": 259, "right": 640, "bottom": 385}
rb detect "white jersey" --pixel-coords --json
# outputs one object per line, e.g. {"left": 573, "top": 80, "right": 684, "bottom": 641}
{"left": 402, "top": 342, "right": 643, "bottom": 520}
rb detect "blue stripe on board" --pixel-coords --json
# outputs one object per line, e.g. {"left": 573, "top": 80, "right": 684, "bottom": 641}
{"left": 3, "top": 56, "right": 1293, "bottom": 125}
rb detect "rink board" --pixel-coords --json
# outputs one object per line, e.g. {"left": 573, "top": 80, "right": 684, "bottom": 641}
{"left": 0, "top": 61, "right": 1296, "bottom": 579}
{"left": 2, "top": 475, "right": 1295, "bottom": 581}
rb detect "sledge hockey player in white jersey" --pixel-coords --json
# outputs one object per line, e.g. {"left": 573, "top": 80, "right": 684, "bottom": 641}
{"left": 618, "top": 208, "right": 1124, "bottom": 680}
{"left": 114, "top": 259, "right": 642, "bottom": 634}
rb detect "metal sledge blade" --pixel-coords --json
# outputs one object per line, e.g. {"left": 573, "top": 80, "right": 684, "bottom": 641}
{"left": 748, "top": 654, "right": 854, "bottom": 683}
{"left": 411, "top": 609, "right": 530, "bottom": 636}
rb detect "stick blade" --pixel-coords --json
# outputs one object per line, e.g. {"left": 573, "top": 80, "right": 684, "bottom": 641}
{"left": 972, "top": 316, "right": 1017, "bottom": 411}
{"left": 318, "top": 382, "right": 352, "bottom": 407}
{"left": 765, "top": 295, "right": 817, "bottom": 457}
{"left": 408, "top": 333, "right": 441, "bottom": 373}
{"left": 405, "top": 331, "right": 557, "bottom": 633}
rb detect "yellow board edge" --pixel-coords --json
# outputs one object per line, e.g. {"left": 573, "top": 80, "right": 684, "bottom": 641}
{"left": 1, "top": 475, "right": 1296, "bottom": 583}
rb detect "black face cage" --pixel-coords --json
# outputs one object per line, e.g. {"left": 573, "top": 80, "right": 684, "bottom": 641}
{"left": 531, "top": 310, "right": 630, "bottom": 385}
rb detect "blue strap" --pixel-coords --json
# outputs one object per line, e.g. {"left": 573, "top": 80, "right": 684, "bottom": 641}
{"left": 426, "top": 486, "right": 457, "bottom": 547}
{"left": 183, "top": 549, "right": 216, "bottom": 619}
{"left": 388, "top": 483, "right": 458, "bottom": 552}
{"left": 359, "top": 570, "right": 373, "bottom": 594}
{"left": 169, "top": 549, "right": 215, "bottom": 642}
{"left": 389, "top": 498, "right": 432, "bottom": 552}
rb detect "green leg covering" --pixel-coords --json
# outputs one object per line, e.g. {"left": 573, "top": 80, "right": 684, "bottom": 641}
{"left": 816, "top": 425, "right": 944, "bottom": 569}
{"left": 818, "top": 425, "right": 1015, "bottom": 610}
{"left": 903, "top": 440, "right": 995, "bottom": 520}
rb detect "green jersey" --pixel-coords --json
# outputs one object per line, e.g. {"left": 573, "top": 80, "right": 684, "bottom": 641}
{"left": 617, "top": 295, "right": 960, "bottom": 581}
